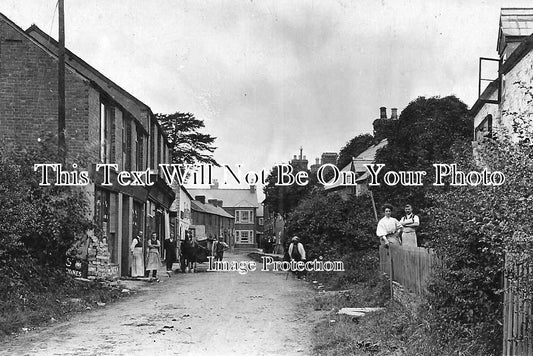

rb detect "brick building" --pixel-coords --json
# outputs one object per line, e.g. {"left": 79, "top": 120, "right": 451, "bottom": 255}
{"left": 188, "top": 183, "right": 259, "bottom": 248}
{"left": 0, "top": 14, "right": 175, "bottom": 278}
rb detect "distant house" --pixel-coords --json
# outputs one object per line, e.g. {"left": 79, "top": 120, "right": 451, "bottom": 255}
{"left": 189, "top": 197, "right": 234, "bottom": 250}
{"left": 324, "top": 139, "right": 388, "bottom": 200}
{"left": 187, "top": 182, "right": 259, "bottom": 248}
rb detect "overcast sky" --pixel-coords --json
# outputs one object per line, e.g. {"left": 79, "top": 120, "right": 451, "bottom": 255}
{"left": 2, "top": 0, "right": 531, "bottom": 200}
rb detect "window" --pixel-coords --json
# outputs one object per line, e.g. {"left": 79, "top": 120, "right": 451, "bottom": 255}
{"left": 235, "top": 210, "right": 253, "bottom": 223}
{"left": 235, "top": 230, "right": 253, "bottom": 244}
{"left": 99, "top": 101, "right": 114, "bottom": 163}
{"left": 150, "top": 122, "right": 155, "bottom": 170}
{"left": 123, "top": 118, "right": 132, "bottom": 171}
{"left": 136, "top": 126, "right": 144, "bottom": 170}
{"left": 258, "top": 218, "right": 264, "bottom": 226}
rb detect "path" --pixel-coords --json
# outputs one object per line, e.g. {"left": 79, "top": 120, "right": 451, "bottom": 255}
{"left": 1, "top": 251, "right": 317, "bottom": 356}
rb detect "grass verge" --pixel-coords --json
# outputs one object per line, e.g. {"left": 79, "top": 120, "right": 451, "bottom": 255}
{"left": 0, "top": 260, "right": 132, "bottom": 338}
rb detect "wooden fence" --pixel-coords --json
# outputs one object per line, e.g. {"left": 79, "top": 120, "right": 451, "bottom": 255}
{"left": 503, "top": 254, "right": 533, "bottom": 355}
{"left": 379, "top": 244, "right": 436, "bottom": 295}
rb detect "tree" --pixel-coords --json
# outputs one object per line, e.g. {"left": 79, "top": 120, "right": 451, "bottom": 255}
{"left": 262, "top": 164, "right": 313, "bottom": 217}
{"left": 372, "top": 95, "right": 472, "bottom": 210}
{"left": 337, "top": 133, "right": 375, "bottom": 169}
{"left": 156, "top": 112, "right": 219, "bottom": 166}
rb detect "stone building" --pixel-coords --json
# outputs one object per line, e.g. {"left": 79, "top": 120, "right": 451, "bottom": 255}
{"left": 0, "top": 14, "right": 176, "bottom": 278}
{"left": 472, "top": 8, "right": 533, "bottom": 143}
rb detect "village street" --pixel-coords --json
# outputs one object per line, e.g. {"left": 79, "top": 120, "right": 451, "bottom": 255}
{"left": 2, "top": 252, "right": 318, "bottom": 356}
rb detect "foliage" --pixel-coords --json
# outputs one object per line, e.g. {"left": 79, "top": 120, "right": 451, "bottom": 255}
{"left": 0, "top": 141, "right": 94, "bottom": 267}
{"left": 419, "top": 133, "right": 533, "bottom": 355}
{"left": 156, "top": 112, "right": 218, "bottom": 166}
{"left": 285, "top": 192, "right": 377, "bottom": 279}
{"left": 336, "top": 133, "right": 375, "bottom": 169}
{"left": 373, "top": 95, "right": 472, "bottom": 209}
{"left": 262, "top": 164, "right": 314, "bottom": 216}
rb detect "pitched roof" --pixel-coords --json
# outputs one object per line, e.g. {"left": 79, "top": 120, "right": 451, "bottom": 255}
{"left": 186, "top": 188, "right": 259, "bottom": 208}
{"left": 190, "top": 200, "right": 234, "bottom": 219}
{"left": 0, "top": 13, "right": 87, "bottom": 82}
{"left": 498, "top": 8, "right": 533, "bottom": 53}
{"left": 501, "top": 32, "right": 533, "bottom": 75}
{"left": 324, "top": 139, "right": 388, "bottom": 191}
{"left": 25, "top": 25, "right": 157, "bottom": 135}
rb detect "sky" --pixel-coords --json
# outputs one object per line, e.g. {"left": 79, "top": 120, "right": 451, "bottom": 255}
{"left": 1, "top": 0, "right": 532, "bottom": 201}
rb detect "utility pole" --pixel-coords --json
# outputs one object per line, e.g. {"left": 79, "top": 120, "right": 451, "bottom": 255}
{"left": 58, "top": 0, "right": 66, "bottom": 164}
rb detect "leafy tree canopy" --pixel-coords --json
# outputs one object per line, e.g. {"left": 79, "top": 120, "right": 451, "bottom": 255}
{"left": 156, "top": 112, "right": 219, "bottom": 166}
{"left": 337, "top": 133, "right": 375, "bottom": 169}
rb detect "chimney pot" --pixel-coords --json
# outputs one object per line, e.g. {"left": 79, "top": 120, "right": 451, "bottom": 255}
{"left": 250, "top": 185, "right": 256, "bottom": 194}
{"left": 391, "top": 108, "right": 398, "bottom": 119}
{"left": 380, "top": 107, "right": 387, "bottom": 119}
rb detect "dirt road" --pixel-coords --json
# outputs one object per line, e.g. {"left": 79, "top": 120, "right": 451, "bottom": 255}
{"left": 2, "top": 252, "right": 318, "bottom": 356}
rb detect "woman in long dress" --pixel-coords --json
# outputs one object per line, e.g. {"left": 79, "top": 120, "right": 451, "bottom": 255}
{"left": 146, "top": 232, "right": 161, "bottom": 280}
{"left": 130, "top": 231, "right": 144, "bottom": 277}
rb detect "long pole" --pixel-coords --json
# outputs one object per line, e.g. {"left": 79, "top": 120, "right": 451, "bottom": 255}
{"left": 58, "top": 0, "right": 66, "bottom": 164}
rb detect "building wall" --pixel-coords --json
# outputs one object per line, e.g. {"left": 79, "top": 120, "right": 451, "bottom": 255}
{"left": 501, "top": 50, "right": 533, "bottom": 141}
{"left": 0, "top": 18, "right": 91, "bottom": 157}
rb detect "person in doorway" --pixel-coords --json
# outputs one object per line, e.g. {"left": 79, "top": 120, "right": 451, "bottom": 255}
{"left": 130, "top": 231, "right": 144, "bottom": 278}
{"left": 146, "top": 232, "right": 161, "bottom": 281}
{"left": 164, "top": 234, "right": 178, "bottom": 277}
{"left": 399, "top": 204, "right": 420, "bottom": 247}
{"left": 288, "top": 236, "right": 306, "bottom": 279}
{"left": 212, "top": 236, "right": 229, "bottom": 262}
{"left": 376, "top": 204, "right": 401, "bottom": 248}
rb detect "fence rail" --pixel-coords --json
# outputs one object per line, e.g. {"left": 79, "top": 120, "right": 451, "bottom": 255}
{"left": 379, "top": 244, "right": 436, "bottom": 295}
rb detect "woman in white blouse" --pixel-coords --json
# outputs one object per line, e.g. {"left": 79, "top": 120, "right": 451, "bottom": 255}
{"left": 376, "top": 204, "right": 401, "bottom": 248}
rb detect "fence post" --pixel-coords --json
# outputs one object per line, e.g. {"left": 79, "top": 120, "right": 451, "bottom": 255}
{"left": 389, "top": 246, "right": 394, "bottom": 300}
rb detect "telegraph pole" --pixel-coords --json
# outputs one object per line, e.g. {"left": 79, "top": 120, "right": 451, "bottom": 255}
{"left": 58, "top": 0, "right": 66, "bottom": 164}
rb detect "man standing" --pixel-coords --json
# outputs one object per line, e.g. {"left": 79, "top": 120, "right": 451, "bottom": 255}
{"left": 376, "top": 204, "right": 401, "bottom": 248}
{"left": 399, "top": 204, "right": 420, "bottom": 247}
{"left": 164, "top": 234, "right": 178, "bottom": 277}
{"left": 212, "top": 236, "right": 229, "bottom": 262}
{"left": 288, "top": 236, "right": 306, "bottom": 279}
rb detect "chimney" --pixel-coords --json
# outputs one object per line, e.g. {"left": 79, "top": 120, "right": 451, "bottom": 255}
{"left": 293, "top": 155, "right": 297, "bottom": 160}
{"left": 391, "top": 108, "right": 398, "bottom": 119}
{"left": 208, "top": 199, "right": 217, "bottom": 207}
{"left": 250, "top": 185, "right": 256, "bottom": 194}
{"left": 380, "top": 107, "right": 387, "bottom": 119}
{"left": 211, "top": 179, "right": 219, "bottom": 189}
{"left": 316, "top": 158, "right": 320, "bottom": 164}
{"left": 217, "top": 200, "right": 224, "bottom": 207}
{"left": 195, "top": 195, "right": 205, "bottom": 204}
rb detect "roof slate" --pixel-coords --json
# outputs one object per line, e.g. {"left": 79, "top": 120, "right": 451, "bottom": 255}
{"left": 186, "top": 188, "right": 259, "bottom": 208}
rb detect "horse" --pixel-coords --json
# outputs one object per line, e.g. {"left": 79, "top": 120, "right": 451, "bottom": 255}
{"left": 180, "top": 238, "right": 210, "bottom": 273}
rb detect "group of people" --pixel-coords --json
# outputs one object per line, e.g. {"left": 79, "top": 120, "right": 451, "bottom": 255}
{"left": 129, "top": 231, "right": 179, "bottom": 281}
{"left": 129, "top": 231, "right": 231, "bottom": 280}
{"left": 376, "top": 203, "right": 420, "bottom": 248}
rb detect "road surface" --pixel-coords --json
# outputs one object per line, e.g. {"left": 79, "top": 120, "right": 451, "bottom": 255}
{"left": 2, "top": 251, "right": 317, "bottom": 356}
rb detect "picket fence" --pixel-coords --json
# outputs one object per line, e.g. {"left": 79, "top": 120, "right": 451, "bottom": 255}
{"left": 503, "top": 254, "right": 533, "bottom": 355}
{"left": 378, "top": 244, "right": 436, "bottom": 295}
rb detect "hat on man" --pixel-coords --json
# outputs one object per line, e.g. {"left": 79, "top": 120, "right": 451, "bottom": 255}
{"left": 291, "top": 236, "right": 299, "bottom": 242}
